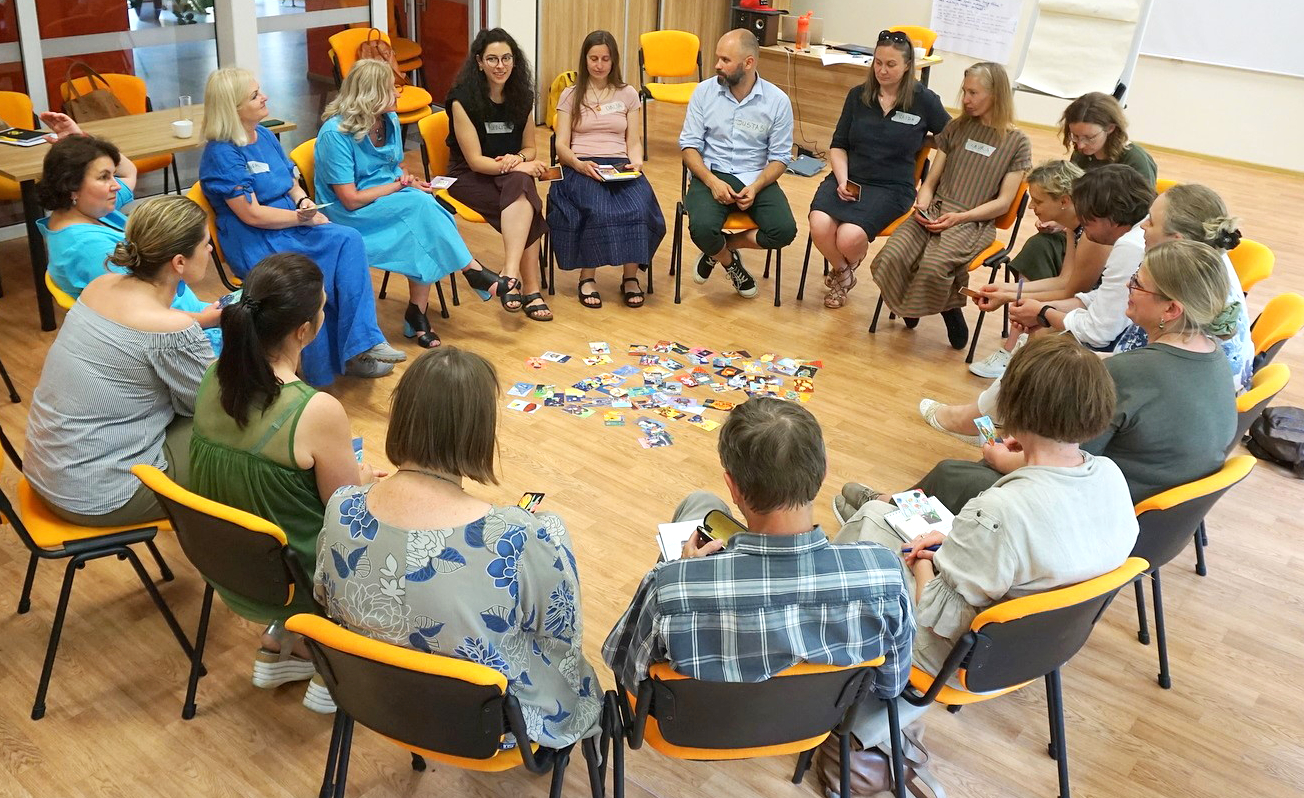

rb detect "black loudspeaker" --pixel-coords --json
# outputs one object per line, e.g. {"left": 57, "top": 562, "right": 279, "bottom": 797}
{"left": 731, "top": 7, "right": 782, "bottom": 48}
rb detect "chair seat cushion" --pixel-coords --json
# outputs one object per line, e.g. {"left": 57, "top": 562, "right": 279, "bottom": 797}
{"left": 133, "top": 152, "right": 173, "bottom": 174}
{"left": 644, "top": 82, "right": 696, "bottom": 105}
{"left": 436, "top": 189, "right": 486, "bottom": 224}
{"left": 397, "top": 85, "right": 433, "bottom": 115}
{"left": 967, "top": 241, "right": 1005, "bottom": 272}
{"left": 17, "top": 477, "right": 169, "bottom": 551}
{"left": 391, "top": 36, "right": 422, "bottom": 63}
{"left": 722, "top": 211, "right": 758, "bottom": 232}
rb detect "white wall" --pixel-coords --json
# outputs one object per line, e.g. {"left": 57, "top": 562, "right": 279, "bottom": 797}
{"left": 490, "top": 0, "right": 540, "bottom": 119}
{"left": 804, "top": 0, "right": 1304, "bottom": 173}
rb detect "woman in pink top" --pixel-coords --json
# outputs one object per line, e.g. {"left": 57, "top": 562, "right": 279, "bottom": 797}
{"left": 548, "top": 30, "right": 665, "bottom": 309}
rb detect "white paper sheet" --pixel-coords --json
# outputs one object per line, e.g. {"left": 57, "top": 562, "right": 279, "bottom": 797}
{"left": 929, "top": 0, "right": 1022, "bottom": 63}
{"left": 1018, "top": 0, "right": 1146, "bottom": 98}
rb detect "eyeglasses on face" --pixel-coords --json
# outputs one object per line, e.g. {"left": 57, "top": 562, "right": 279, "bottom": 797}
{"left": 482, "top": 54, "right": 514, "bottom": 67}
{"left": 1127, "top": 273, "right": 1166, "bottom": 298}
{"left": 877, "top": 30, "right": 911, "bottom": 45}
{"left": 1070, "top": 129, "right": 1107, "bottom": 145}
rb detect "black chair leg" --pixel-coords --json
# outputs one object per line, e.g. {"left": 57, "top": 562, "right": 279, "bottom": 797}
{"left": 319, "top": 711, "right": 347, "bottom": 798}
{"left": 123, "top": 547, "right": 196, "bottom": 664}
{"left": 144, "top": 539, "right": 174, "bottom": 582}
{"left": 1045, "top": 672, "right": 1061, "bottom": 760}
{"left": 839, "top": 721, "right": 852, "bottom": 798}
{"left": 434, "top": 281, "right": 449, "bottom": 320}
{"left": 1134, "top": 576, "right": 1150, "bottom": 645}
{"left": 182, "top": 585, "right": 214, "bottom": 720}
{"left": 966, "top": 308, "right": 986, "bottom": 364}
{"left": 170, "top": 158, "right": 181, "bottom": 195}
{"left": 609, "top": 693, "right": 626, "bottom": 798}
{"left": 332, "top": 715, "right": 356, "bottom": 798}
{"left": 773, "top": 248, "right": 782, "bottom": 308}
{"left": 797, "top": 233, "right": 813, "bottom": 301}
{"left": 1152, "top": 569, "right": 1172, "bottom": 689}
{"left": 869, "top": 295, "right": 886, "bottom": 333}
{"left": 763, "top": 250, "right": 772, "bottom": 279}
{"left": 410, "top": 753, "right": 426, "bottom": 772}
{"left": 582, "top": 735, "right": 604, "bottom": 798}
{"left": 0, "top": 355, "right": 21, "bottom": 403}
{"left": 31, "top": 555, "right": 82, "bottom": 720}
{"left": 379, "top": 271, "right": 391, "bottom": 300}
{"left": 18, "top": 551, "right": 38, "bottom": 613}
{"left": 1046, "top": 669, "right": 1071, "bottom": 798}
{"left": 549, "top": 749, "right": 571, "bottom": 798}
{"left": 792, "top": 747, "right": 815, "bottom": 783}
{"left": 450, "top": 272, "right": 461, "bottom": 306}
{"left": 886, "top": 698, "right": 906, "bottom": 798}
{"left": 1193, "top": 523, "right": 1207, "bottom": 576}
{"left": 672, "top": 203, "right": 684, "bottom": 304}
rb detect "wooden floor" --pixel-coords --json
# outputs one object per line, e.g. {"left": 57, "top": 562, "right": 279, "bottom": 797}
{"left": 1, "top": 103, "right": 1302, "bottom": 798}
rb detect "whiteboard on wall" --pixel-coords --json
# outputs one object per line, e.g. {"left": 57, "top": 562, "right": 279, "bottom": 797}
{"left": 1140, "top": 0, "right": 1304, "bottom": 78}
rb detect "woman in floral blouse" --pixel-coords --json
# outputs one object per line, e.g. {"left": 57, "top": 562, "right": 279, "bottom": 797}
{"left": 314, "top": 347, "right": 601, "bottom": 747}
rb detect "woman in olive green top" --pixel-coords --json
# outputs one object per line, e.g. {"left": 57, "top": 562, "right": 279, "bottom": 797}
{"left": 1012, "top": 92, "right": 1157, "bottom": 281}
{"left": 189, "top": 252, "right": 381, "bottom": 713}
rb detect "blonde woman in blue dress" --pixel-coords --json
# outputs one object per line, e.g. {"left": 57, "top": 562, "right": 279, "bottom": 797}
{"left": 315, "top": 59, "right": 513, "bottom": 347}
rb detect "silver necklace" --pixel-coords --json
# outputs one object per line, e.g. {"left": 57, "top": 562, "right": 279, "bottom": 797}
{"left": 395, "top": 468, "right": 461, "bottom": 488}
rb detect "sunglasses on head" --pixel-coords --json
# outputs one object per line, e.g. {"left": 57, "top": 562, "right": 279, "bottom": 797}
{"left": 877, "top": 30, "right": 911, "bottom": 45}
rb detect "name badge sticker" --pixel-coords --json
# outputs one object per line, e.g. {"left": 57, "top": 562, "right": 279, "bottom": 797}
{"left": 598, "top": 101, "right": 626, "bottom": 115}
{"left": 247, "top": 160, "right": 271, "bottom": 174}
{"left": 964, "top": 139, "right": 996, "bottom": 157}
{"left": 891, "top": 111, "right": 921, "bottom": 125}
{"left": 733, "top": 117, "right": 769, "bottom": 135}
{"left": 485, "top": 121, "right": 514, "bottom": 134}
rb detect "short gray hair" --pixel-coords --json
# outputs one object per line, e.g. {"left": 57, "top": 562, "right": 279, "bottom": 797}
{"left": 717, "top": 398, "right": 826, "bottom": 513}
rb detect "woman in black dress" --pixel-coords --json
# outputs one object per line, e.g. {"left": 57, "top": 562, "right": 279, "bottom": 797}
{"left": 808, "top": 30, "right": 949, "bottom": 309}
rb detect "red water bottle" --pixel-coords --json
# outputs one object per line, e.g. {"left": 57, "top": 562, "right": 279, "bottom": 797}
{"left": 796, "top": 12, "right": 812, "bottom": 51}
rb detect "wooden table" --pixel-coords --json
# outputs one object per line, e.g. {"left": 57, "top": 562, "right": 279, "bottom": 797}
{"left": 759, "top": 43, "right": 944, "bottom": 156}
{"left": 0, "top": 109, "right": 296, "bottom": 331}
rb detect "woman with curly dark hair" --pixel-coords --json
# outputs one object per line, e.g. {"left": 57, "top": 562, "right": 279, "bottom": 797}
{"left": 445, "top": 28, "right": 552, "bottom": 321}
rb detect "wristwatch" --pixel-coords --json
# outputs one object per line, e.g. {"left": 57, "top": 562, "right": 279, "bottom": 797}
{"left": 1037, "top": 304, "right": 1055, "bottom": 327}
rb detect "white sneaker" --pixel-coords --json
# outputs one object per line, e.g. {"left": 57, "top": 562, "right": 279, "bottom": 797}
{"left": 252, "top": 651, "right": 317, "bottom": 689}
{"left": 968, "top": 347, "right": 1012, "bottom": 379}
{"left": 363, "top": 341, "right": 407, "bottom": 363}
{"left": 302, "top": 675, "right": 337, "bottom": 714}
{"left": 919, "top": 398, "right": 983, "bottom": 447}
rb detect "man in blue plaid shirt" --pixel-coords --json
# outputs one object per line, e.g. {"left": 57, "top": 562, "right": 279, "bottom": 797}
{"left": 603, "top": 397, "right": 915, "bottom": 719}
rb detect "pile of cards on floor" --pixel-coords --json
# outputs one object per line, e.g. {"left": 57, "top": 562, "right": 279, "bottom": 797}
{"left": 505, "top": 340, "right": 823, "bottom": 448}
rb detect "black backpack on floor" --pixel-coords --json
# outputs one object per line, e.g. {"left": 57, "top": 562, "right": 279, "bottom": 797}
{"left": 1246, "top": 406, "right": 1304, "bottom": 478}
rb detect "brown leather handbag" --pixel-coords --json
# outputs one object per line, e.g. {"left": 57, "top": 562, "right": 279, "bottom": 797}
{"left": 61, "top": 62, "right": 130, "bottom": 122}
{"left": 354, "top": 28, "right": 406, "bottom": 89}
{"left": 815, "top": 721, "right": 947, "bottom": 798}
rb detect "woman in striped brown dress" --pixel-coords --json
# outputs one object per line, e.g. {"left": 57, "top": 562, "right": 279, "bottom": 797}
{"left": 869, "top": 62, "right": 1031, "bottom": 349}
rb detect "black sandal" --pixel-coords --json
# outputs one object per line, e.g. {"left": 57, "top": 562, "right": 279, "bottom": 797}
{"left": 578, "top": 278, "right": 602, "bottom": 309}
{"left": 463, "top": 264, "right": 511, "bottom": 302}
{"left": 500, "top": 280, "right": 523, "bottom": 312}
{"left": 522, "top": 292, "right": 553, "bottom": 322}
{"left": 621, "top": 277, "right": 645, "bottom": 308}
{"left": 403, "top": 303, "right": 441, "bottom": 348}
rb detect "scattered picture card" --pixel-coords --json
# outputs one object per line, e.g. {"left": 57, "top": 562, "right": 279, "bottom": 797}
{"left": 541, "top": 351, "right": 572, "bottom": 363}
{"left": 525, "top": 357, "right": 547, "bottom": 370}
{"left": 589, "top": 341, "right": 610, "bottom": 355}
{"left": 507, "top": 382, "right": 534, "bottom": 397}
{"left": 603, "top": 411, "right": 625, "bottom": 426}
{"left": 562, "top": 406, "right": 594, "bottom": 418}
{"left": 583, "top": 354, "right": 613, "bottom": 366}
{"left": 687, "top": 415, "right": 721, "bottom": 431}
{"left": 628, "top": 344, "right": 649, "bottom": 355}
{"left": 507, "top": 399, "right": 539, "bottom": 414}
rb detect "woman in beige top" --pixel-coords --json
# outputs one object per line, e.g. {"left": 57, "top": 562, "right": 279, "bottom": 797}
{"left": 830, "top": 333, "right": 1139, "bottom": 754}
{"left": 869, "top": 61, "right": 1031, "bottom": 350}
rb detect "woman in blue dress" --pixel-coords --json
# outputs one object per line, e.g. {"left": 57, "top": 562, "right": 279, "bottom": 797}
{"left": 199, "top": 67, "right": 402, "bottom": 384}
{"left": 35, "top": 120, "right": 223, "bottom": 352}
{"left": 315, "top": 59, "right": 513, "bottom": 347}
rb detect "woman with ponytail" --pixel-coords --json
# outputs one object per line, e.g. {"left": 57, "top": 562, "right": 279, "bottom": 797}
{"left": 1126, "top": 183, "right": 1253, "bottom": 390}
{"left": 25, "top": 195, "right": 216, "bottom": 526}
{"left": 188, "top": 252, "right": 383, "bottom": 714}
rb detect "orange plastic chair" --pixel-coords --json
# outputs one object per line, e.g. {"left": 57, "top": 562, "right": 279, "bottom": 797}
{"left": 1250, "top": 292, "right": 1304, "bottom": 374}
{"left": 0, "top": 91, "right": 34, "bottom": 202}
{"left": 59, "top": 73, "right": 180, "bottom": 193}
{"left": 288, "top": 138, "right": 316, "bottom": 200}
{"left": 185, "top": 183, "right": 240, "bottom": 290}
{"left": 1154, "top": 177, "right": 1178, "bottom": 194}
{"left": 889, "top": 25, "right": 938, "bottom": 53}
{"left": 327, "top": 28, "right": 433, "bottom": 125}
{"left": 1228, "top": 238, "right": 1274, "bottom": 294}
{"left": 1232, "top": 363, "right": 1289, "bottom": 450}
{"left": 639, "top": 30, "right": 702, "bottom": 159}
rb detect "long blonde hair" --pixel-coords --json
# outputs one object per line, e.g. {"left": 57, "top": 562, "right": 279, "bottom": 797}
{"left": 960, "top": 61, "right": 1015, "bottom": 132}
{"left": 202, "top": 67, "right": 256, "bottom": 146}
{"left": 323, "top": 59, "right": 394, "bottom": 140}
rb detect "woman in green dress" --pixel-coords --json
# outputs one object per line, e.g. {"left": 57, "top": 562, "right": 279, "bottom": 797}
{"left": 189, "top": 252, "right": 382, "bottom": 714}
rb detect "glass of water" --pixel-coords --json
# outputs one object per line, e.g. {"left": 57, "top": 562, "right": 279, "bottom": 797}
{"left": 178, "top": 95, "right": 193, "bottom": 121}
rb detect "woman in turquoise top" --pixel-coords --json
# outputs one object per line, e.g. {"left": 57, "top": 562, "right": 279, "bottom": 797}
{"left": 36, "top": 129, "right": 223, "bottom": 352}
{"left": 315, "top": 59, "right": 512, "bottom": 348}
{"left": 199, "top": 66, "right": 406, "bottom": 384}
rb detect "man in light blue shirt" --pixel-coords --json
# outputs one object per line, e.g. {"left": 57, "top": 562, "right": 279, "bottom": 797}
{"left": 679, "top": 29, "right": 796, "bottom": 298}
